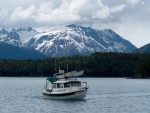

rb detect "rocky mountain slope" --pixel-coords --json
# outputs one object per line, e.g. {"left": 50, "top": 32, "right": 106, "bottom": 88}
{"left": 23, "top": 24, "right": 137, "bottom": 57}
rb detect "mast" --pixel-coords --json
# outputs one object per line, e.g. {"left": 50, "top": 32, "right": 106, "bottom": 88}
{"left": 67, "top": 64, "right": 68, "bottom": 72}
{"left": 55, "top": 56, "right": 57, "bottom": 73}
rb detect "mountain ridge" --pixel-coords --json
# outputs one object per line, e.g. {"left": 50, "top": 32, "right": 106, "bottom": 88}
{"left": 0, "top": 25, "right": 137, "bottom": 58}
{"left": 23, "top": 24, "right": 137, "bottom": 57}
{"left": 0, "top": 42, "right": 46, "bottom": 60}
{"left": 133, "top": 43, "right": 150, "bottom": 53}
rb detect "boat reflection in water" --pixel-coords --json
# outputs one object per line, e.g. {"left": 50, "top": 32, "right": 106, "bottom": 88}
{"left": 42, "top": 69, "right": 88, "bottom": 100}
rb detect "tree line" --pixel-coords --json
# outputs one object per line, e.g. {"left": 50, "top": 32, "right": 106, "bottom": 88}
{"left": 0, "top": 52, "right": 150, "bottom": 78}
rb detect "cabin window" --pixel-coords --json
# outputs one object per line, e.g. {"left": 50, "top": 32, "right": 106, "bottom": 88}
{"left": 64, "top": 82, "right": 70, "bottom": 88}
{"left": 57, "top": 84, "right": 60, "bottom": 88}
{"left": 56, "top": 84, "right": 63, "bottom": 88}
{"left": 77, "top": 82, "right": 81, "bottom": 87}
{"left": 59, "top": 84, "right": 63, "bottom": 88}
{"left": 71, "top": 82, "right": 76, "bottom": 87}
{"left": 52, "top": 84, "right": 56, "bottom": 88}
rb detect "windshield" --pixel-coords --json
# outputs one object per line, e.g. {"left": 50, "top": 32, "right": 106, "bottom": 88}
{"left": 57, "top": 83, "right": 63, "bottom": 88}
{"left": 64, "top": 82, "right": 70, "bottom": 88}
{"left": 52, "top": 83, "right": 64, "bottom": 88}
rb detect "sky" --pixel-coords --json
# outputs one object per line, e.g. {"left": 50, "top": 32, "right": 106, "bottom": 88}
{"left": 0, "top": 0, "right": 150, "bottom": 48}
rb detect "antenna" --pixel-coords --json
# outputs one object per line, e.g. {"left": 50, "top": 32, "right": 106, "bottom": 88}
{"left": 55, "top": 55, "right": 57, "bottom": 73}
{"left": 67, "top": 64, "right": 68, "bottom": 72}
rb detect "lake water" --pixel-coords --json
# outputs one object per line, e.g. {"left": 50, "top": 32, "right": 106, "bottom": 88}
{"left": 1, "top": 77, "right": 150, "bottom": 113}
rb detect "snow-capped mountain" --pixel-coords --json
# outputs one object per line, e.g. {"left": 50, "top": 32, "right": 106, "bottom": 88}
{"left": 0, "top": 25, "right": 137, "bottom": 58}
{"left": 0, "top": 27, "right": 39, "bottom": 46}
{"left": 0, "top": 27, "right": 46, "bottom": 59}
{"left": 23, "top": 24, "right": 137, "bottom": 57}
{"left": 16, "top": 26, "right": 39, "bottom": 41}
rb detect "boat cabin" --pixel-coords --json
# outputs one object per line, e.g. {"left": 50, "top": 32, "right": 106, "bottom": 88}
{"left": 43, "top": 70, "right": 88, "bottom": 99}
{"left": 52, "top": 81, "right": 82, "bottom": 89}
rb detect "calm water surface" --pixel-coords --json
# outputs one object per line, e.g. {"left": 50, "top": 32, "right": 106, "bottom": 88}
{"left": 0, "top": 77, "right": 150, "bottom": 113}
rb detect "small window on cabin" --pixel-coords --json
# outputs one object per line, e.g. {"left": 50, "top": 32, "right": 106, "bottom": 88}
{"left": 71, "top": 82, "right": 76, "bottom": 87}
{"left": 64, "top": 83, "right": 70, "bottom": 88}
{"left": 57, "top": 84, "right": 60, "bottom": 88}
{"left": 60, "top": 84, "right": 63, "bottom": 88}
{"left": 56, "top": 83, "right": 63, "bottom": 88}
{"left": 52, "top": 84, "right": 56, "bottom": 88}
{"left": 77, "top": 82, "right": 81, "bottom": 87}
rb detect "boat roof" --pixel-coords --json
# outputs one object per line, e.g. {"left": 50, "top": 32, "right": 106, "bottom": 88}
{"left": 53, "top": 80, "right": 81, "bottom": 84}
{"left": 53, "top": 70, "right": 84, "bottom": 79}
{"left": 46, "top": 77, "right": 58, "bottom": 83}
{"left": 46, "top": 70, "right": 84, "bottom": 83}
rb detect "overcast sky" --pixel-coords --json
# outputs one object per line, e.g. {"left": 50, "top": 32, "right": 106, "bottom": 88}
{"left": 0, "top": 0, "right": 150, "bottom": 47}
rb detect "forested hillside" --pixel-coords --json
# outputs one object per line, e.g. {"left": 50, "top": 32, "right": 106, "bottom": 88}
{"left": 0, "top": 52, "right": 150, "bottom": 78}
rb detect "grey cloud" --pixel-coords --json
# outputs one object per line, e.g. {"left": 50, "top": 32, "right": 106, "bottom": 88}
{"left": 0, "top": 0, "right": 150, "bottom": 47}
{"left": 0, "top": 0, "right": 128, "bottom": 27}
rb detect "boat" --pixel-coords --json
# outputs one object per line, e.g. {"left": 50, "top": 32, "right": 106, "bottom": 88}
{"left": 42, "top": 69, "right": 88, "bottom": 100}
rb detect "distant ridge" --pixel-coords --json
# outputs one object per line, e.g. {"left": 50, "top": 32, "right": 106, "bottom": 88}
{"left": 0, "top": 42, "right": 46, "bottom": 60}
{"left": 133, "top": 43, "right": 150, "bottom": 53}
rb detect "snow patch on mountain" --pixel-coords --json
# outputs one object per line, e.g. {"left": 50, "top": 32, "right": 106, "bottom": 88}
{"left": 16, "top": 27, "right": 39, "bottom": 41}
{"left": 0, "top": 27, "right": 40, "bottom": 47}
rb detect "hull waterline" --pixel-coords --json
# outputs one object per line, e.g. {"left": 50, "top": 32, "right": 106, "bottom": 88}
{"left": 42, "top": 89, "right": 87, "bottom": 100}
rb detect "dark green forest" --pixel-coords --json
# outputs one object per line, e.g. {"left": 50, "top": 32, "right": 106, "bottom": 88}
{"left": 0, "top": 52, "right": 150, "bottom": 78}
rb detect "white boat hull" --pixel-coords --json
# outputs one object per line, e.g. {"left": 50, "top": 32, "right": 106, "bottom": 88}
{"left": 42, "top": 89, "right": 87, "bottom": 100}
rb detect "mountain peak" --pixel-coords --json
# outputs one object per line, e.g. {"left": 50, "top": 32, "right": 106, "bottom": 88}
{"left": 26, "top": 26, "right": 33, "bottom": 31}
{"left": 17, "top": 26, "right": 36, "bottom": 32}
{"left": 66, "top": 24, "right": 77, "bottom": 28}
{"left": 0, "top": 26, "right": 39, "bottom": 46}
{"left": 0, "top": 28, "right": 9, "bottom": 35}
{"left": 7, "top": 31, "right": 20, "bottom": 40}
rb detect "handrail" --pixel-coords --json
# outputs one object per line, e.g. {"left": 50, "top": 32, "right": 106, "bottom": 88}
{"left": 81, "top": 82, "right": 88, "bottom": 89}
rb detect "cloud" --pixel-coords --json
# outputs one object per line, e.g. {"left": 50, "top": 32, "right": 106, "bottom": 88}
{"left": 0, "top": 9, "right": 8, "bottom": 21}
{"left": 92, "top": 3, "right": 126, "bottom": 19}
{"left": 32, "top": 0, "right": 86, "bottom": 24}
{"left": 33, "top": 0, "right": 125, "bottom": 25}
{"left": 0, "top": 0, "right": 127, "bottom": 26}
{"left": 114, "top": 19, "right": 150, "bottom": 48}
{"left": 10, "top": 4, "right": 36, "bottom": 22}
{"left": 0, "top": 0, "right": 150, "bottom": 47}
{"left": 127, "top": 0, "right": 141, "bottom": 6}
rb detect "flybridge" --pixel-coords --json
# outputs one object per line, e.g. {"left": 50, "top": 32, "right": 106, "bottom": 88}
{"left": 46, "top": 69, "right": 84, "bottom": 83}
{"left": 54, "top": 70, "right": 84, "bottom": 79}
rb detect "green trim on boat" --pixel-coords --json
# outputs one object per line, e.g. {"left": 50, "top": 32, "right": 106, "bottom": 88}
{"left": 46, "top": 77, "right": 58, "bottom": 83}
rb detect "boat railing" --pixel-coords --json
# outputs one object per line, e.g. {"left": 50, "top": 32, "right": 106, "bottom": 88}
{"left": 81, "top": 82, "right": 88, "bottom": 89}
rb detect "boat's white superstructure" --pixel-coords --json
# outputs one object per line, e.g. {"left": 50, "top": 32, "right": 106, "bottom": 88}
{"left": 42, "top": 70, "right": 88, "bottom": 100}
